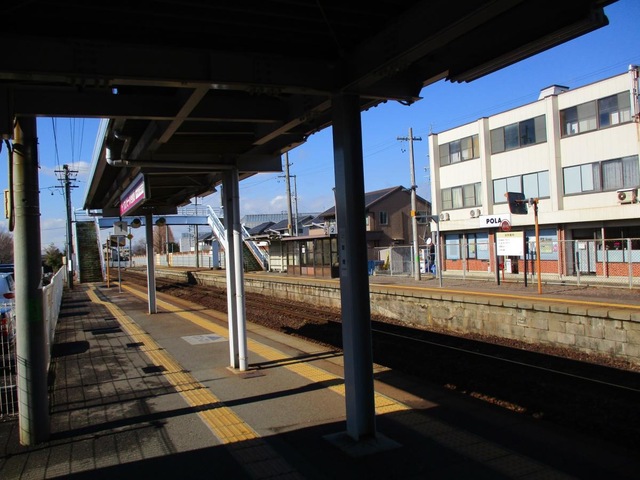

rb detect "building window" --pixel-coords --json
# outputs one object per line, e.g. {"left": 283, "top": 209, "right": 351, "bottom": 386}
{"left": 445, "top": 233, "right": 489, "bottom": 260}
{"left": 416, "top": 210, "right": 429, "bottom": 224}
{"left": 444, "top": 234, "right": 460, "bottom": 260}
{"left": 525, "top": 228, "right": 558, "bottom": 260}
{"left": 523, "top": 171, "right": 550, "bottom": 199}
{"left": 490, "top": 115, "right": 547, "bottom": 153}
{"left": 563, "top": 155, "right": 639, "bottom": 195}
{"left": 493, "top": 171, "right": 549, "bottom": 203}
{"left": 439, "top": 134, "right": 479, "bottom": 165}
{"left": 379, "top": 211, "right": 388, "bottom": 225}
{"left": 598, "top": 92, "right": 632, "bottom": 128}
{"left": 560, "top": 100, "right": 597, "bottom": 136}
{"left": 560, "top": 91, "right": 631, "bottom": 137}
{"left": 466, "top": 233, "right": 489, "bottom": 260}
{"left": 441, "top": 182, "right": 481, "bottom": 210}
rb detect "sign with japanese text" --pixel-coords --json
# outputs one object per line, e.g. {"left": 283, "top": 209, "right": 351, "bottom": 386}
{"left": 120, "top": 174, "right": 146, "bottom": 216}
{"left": 496, "top": 231, "right": 524, "bottom": 256}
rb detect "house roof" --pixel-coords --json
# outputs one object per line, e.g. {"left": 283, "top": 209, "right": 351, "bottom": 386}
{"left": 268, "top": 215, "right": 315, "bottom": 234}
{"left": 319, "top": 185, "right": 429, "bottom": 217}
{"left": 247, "top": 221, "right": 275, "bottom": 236}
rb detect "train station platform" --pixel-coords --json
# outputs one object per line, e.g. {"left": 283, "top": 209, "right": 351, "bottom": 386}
{"left": 1, "top": 281, "right": 639, "bottom": 479}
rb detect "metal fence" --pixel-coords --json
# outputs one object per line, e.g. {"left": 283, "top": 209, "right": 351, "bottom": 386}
{"left": 130, "top": 252, "right": 221, "bottom": 269}
{"left": 0, "top": 297, "right": 16, "bottom": 416}
{"left": 439, "top": 238, "right": 640, "bottom": 288}
{"left": 369, "top": 246, "right": 417, "bottom": 276}
{"left": 1, "top": 267, "right": 65, "bottom": 418}
{"left": 368, "top": 238, "right": 640, "bottom": 288}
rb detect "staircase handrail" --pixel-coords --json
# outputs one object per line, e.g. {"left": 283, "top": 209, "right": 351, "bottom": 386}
{"left": 241, "top": 224, "right": 269, "bottom": 269}
{"left": 205, "top": 205, "right": 268, "bottom": 270}
{"left": 206, "top": 205, "right": 227, "bottom": 250}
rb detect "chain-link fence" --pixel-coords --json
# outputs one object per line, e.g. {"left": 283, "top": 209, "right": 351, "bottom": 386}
{"left": 1, "top": 267, "right": 66, "bottom": 419}
{"left": 439, "top": 237, "right": 640, "bottom": 288}
{"left": 369, "top": 246, "right": 419, "bottom": 276}
{"left": 0, "top": 302, "right": 16, "bottom": 417}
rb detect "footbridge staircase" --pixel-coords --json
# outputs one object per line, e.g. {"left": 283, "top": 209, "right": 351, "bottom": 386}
{"left": 205, "top": 205, "right": 269, "bottom": 272}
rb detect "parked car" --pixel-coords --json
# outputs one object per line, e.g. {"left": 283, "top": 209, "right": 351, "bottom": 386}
{"left": 0, "top": 264, "right": 14, "bottom": 278}
{"left": 0, "top": 272, "right": 15, "bottom": 347}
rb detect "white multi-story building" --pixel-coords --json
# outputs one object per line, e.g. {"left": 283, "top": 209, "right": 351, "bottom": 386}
{"left": 428, "top": 66, "right": 640, "bottom": 280}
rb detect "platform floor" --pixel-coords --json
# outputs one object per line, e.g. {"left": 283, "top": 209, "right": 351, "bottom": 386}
{"left": 1, "top": 281, "right": 638, "bottom": 479}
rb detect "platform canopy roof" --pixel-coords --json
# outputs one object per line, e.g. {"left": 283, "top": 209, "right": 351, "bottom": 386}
{"left": 0, "top": 0, "right": 615, "bottom": 217}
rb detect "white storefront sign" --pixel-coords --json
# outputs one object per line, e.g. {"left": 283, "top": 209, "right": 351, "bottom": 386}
{"left": 496, "top": 231, "right": 524, "bottom": 256}
{"left": 479, "top": 214, "right": 511, "bottom": 227}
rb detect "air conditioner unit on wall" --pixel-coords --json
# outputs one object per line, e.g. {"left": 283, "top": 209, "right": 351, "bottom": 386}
{"left": 616, "top": 188, "right": 637, "bottom": 204}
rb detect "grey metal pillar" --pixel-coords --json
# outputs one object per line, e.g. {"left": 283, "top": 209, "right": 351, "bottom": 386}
{"left": 230, "top": 169, "right": 248, "bottom": 370}
{"left": 13, "top": 117, "right": 49, "bottom": 445}
{"left": 144, "top": 213, "right": 157, "bottom": 314}
{"left": 331, "top": 93, "right": 376, "bottom": 440}
{"left": 222, "top": 171, "right": 239, "bottom": 368}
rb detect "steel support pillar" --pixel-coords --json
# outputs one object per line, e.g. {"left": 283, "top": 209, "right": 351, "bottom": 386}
{"left": 13, "top": 117, "right": 49, "bottom": 445}
{"left": 222, "top": 170, "right": 248, "bottom": 370}
{"left": 230, "top": 169, "right": 248, "bottom": 370}
{"left": 331, "top": 93, "right": 376, "bottom": 440}
{"left": 144, "top": 213, "right": 157, "bottom": 314}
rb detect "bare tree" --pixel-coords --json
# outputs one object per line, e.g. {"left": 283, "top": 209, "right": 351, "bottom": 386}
{"left": 131, "top": 239, "right": 146, "bottom": 256}
{"left": 0, "top": 225, "right": 13, "bottom": 264}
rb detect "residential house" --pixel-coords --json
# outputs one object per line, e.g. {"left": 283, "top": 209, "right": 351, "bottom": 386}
{"left": 273, "top": 186, "right": 431, "bottom": 278}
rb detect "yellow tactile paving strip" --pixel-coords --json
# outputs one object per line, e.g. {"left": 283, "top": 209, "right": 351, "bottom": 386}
{"left": 88, "top": 282, "right": 410, "bottom": 478}
{"left": 119, "top": 283, "right": 410, "bottom": 416}
{"left": 87, "top": 286, "right": 258, "bottom": 443}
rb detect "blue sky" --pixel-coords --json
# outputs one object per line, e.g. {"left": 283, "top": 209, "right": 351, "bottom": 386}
{"left": 2, "top": 0, "right": 639, "bottom": 249}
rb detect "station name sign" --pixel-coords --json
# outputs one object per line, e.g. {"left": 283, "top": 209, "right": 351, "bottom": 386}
{"left": 120, "top": 173, "right": 147, "bottom": 216}
{"left": 478, "top": 214, "right": 511, "bottom": 227}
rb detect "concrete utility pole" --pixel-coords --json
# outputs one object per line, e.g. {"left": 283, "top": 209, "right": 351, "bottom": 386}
{"left": 291, "top": 174, "right": 299, "bottom": 235}
{"left": 13, "top": 117, "right": 49, "bottom": 445}
{"left": 282, "top": 152, "right": 294, "bottom": 236}
{"left": 397, "top": 128, "right": 422, "bottom": 281}
{"left": 55, "top": 164, "right": 78, "bottom": 289}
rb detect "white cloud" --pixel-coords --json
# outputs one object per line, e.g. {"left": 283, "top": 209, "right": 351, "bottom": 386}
{"left": 40, "top": 218, "right": 68, "bottom": 250}
{"left": 269, "top": 195, "right": 288, "bottom": 212}
{"left": 40, "top": 161, "right": 91, "bottom": 181}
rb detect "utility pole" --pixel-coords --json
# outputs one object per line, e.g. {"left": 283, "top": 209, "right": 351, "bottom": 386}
{"left": 281, "top": 152, "right": 294, "bottom": 236}
{"left": 397, "top": 128, "right": 422, "bottom": 281}
{"left": 55, "top": 164, "right": 78, "bottom": 289}
{"left": 13, "top": 117, "right": 49, "bottom": 445}
{"left": 291, "top": 174, "right": 300, "bottom": 235}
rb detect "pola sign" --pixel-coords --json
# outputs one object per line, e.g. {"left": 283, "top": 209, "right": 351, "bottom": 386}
{"left": 479, "top": 214, "right": 511, "bottom": 227}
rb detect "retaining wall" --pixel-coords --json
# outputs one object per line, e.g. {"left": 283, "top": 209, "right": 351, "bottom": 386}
{"left": 156, "top": 269, "right": 640, "bottom": 367}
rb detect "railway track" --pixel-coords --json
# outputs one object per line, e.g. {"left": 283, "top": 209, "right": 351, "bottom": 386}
{"left": 117, "top": 269, "right": 640, "bottom": 452}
